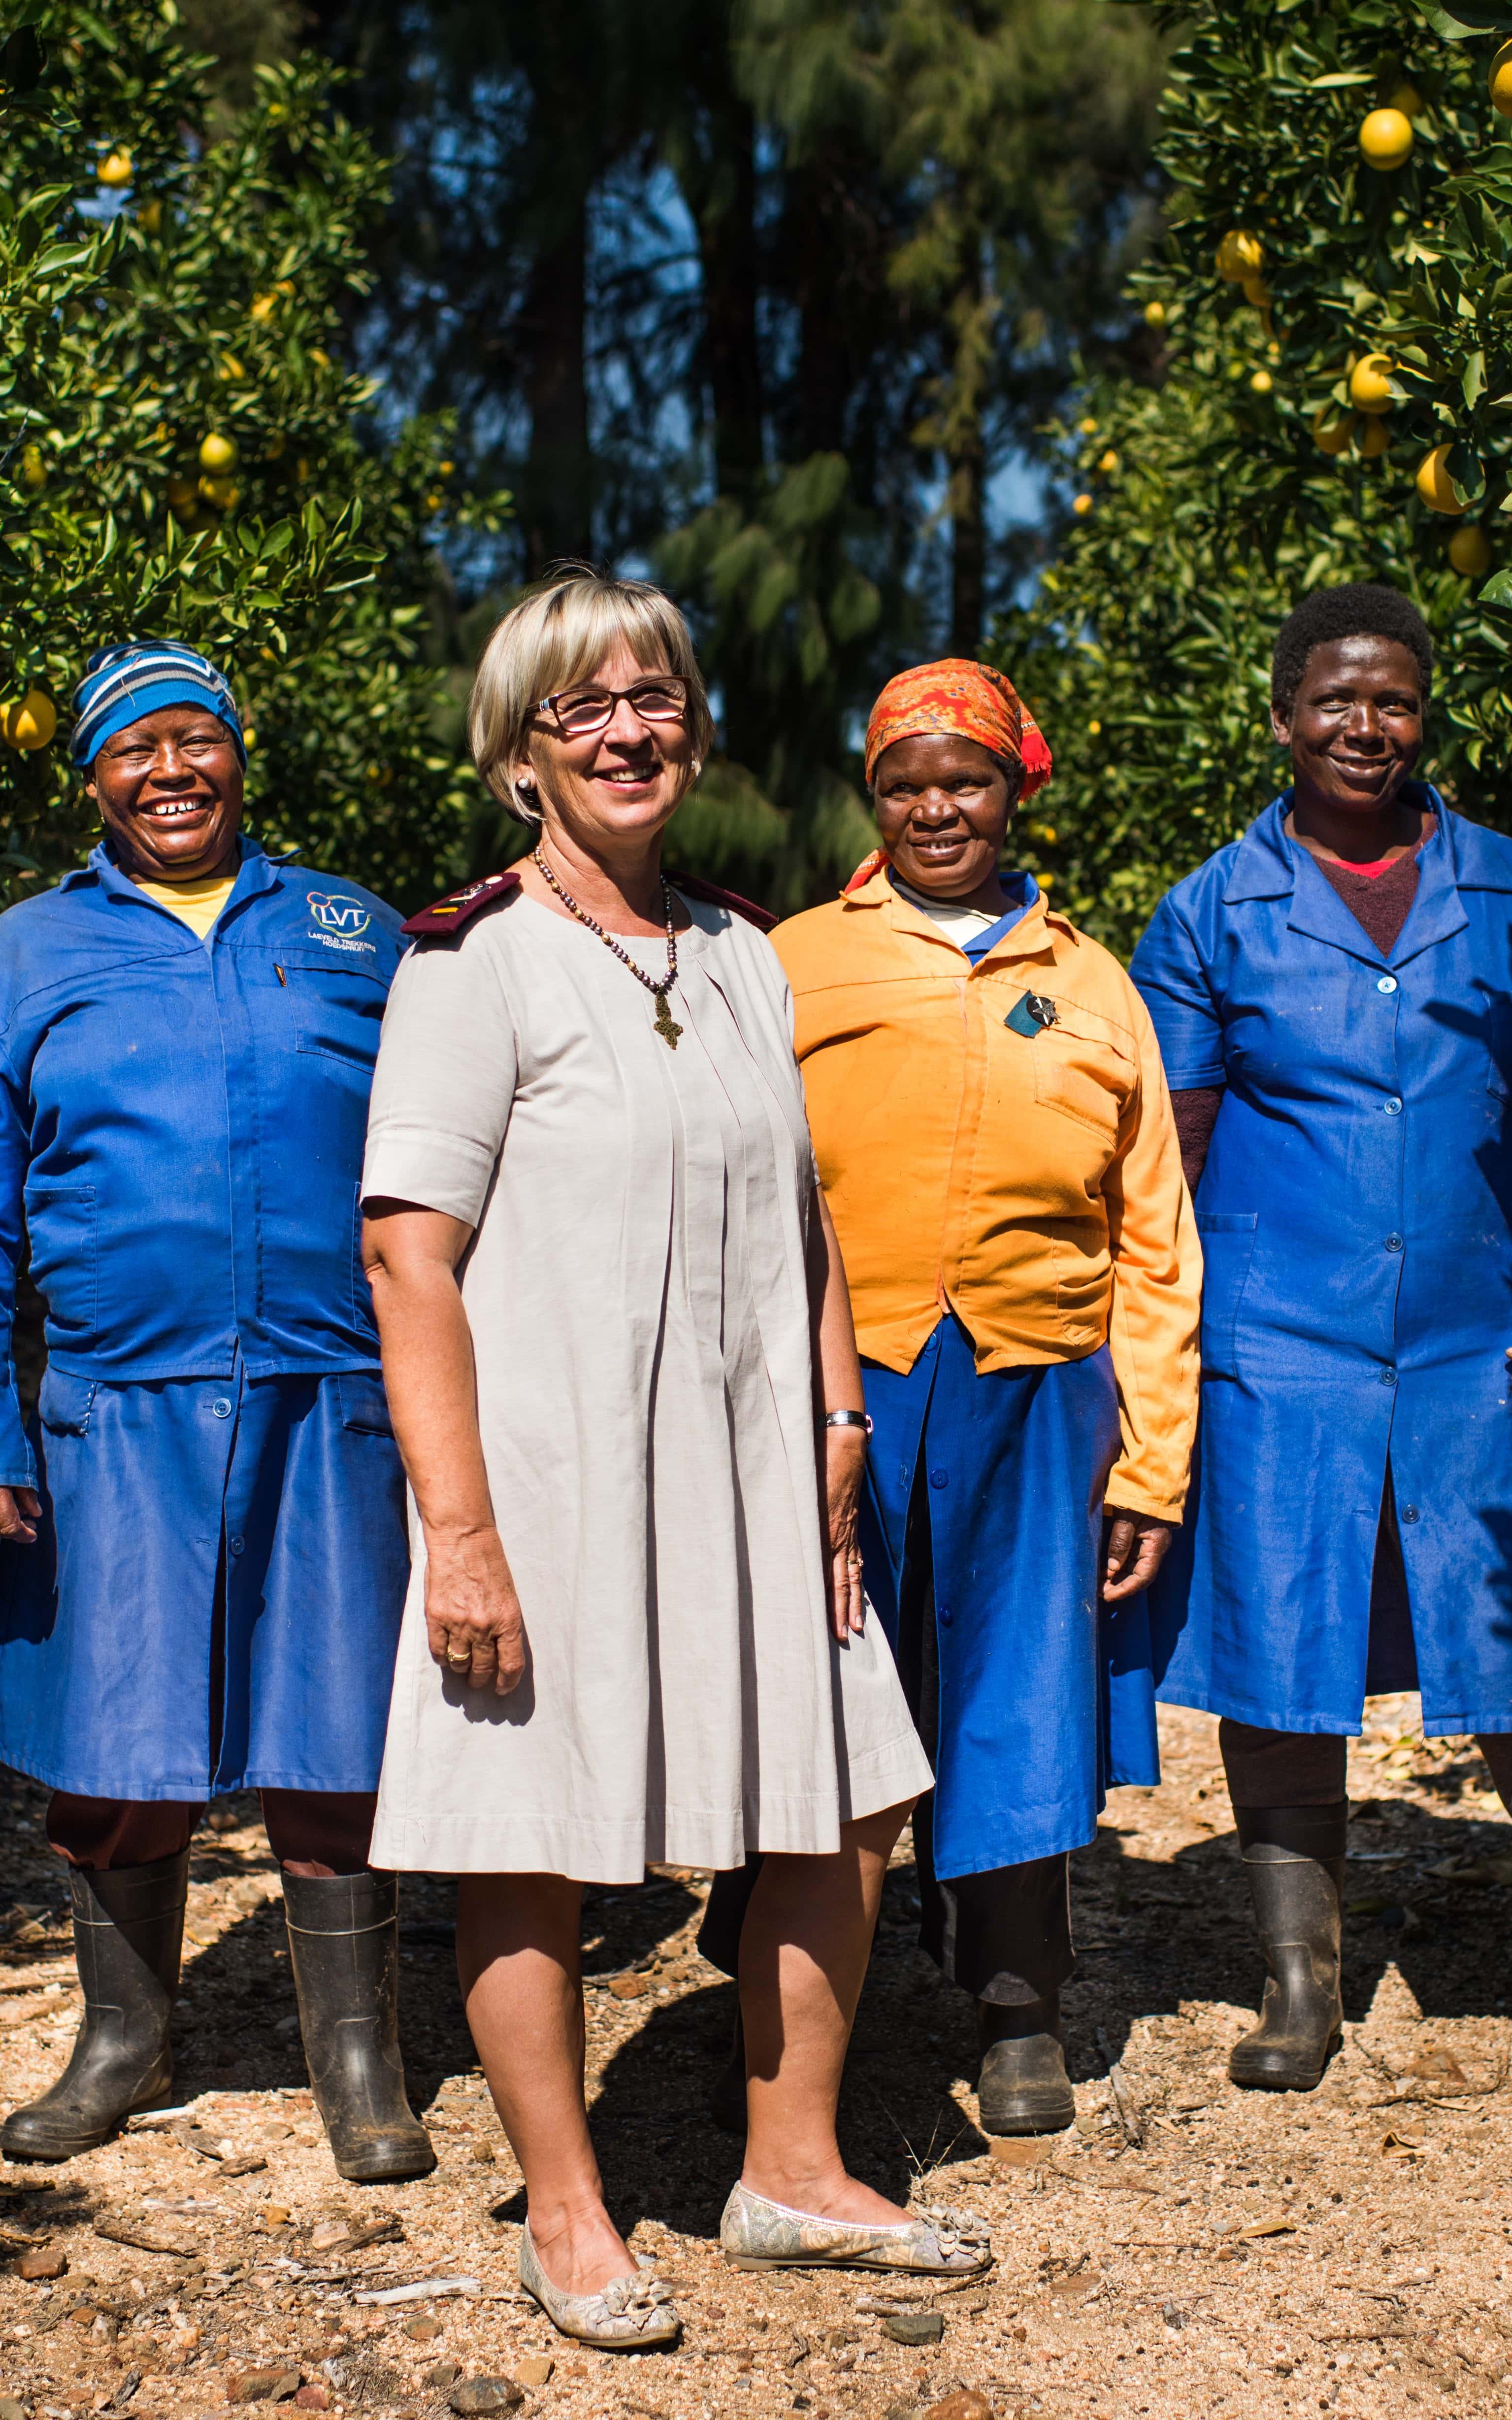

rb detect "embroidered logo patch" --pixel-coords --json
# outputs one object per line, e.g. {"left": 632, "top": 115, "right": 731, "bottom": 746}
{"left": 307, "top": 891, "right": 371, "bottom": 938}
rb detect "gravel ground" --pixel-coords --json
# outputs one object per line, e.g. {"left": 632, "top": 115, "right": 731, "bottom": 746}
{"left": 1, "top": 1696, "right": 1510, "bottom": 2420}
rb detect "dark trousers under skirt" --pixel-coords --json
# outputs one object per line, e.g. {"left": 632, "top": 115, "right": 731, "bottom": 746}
{"left": 699, "top": 1460, "right": 1073, "bottom": 2007}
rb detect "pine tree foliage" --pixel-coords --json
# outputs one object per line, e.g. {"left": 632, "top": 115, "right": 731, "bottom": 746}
{"left": 996, "top": 0, "right": 1512, "bottom": 955}
{"left": 0, "top": 3, "right": 506, "bottom": 908}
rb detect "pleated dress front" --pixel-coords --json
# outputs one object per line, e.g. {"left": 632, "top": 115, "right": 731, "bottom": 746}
{"left": 363, "top": 887, "right": 931, "bottom": 1881}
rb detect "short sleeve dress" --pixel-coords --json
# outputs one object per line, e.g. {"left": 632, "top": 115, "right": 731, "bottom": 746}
{"left": 362, "top": 886, "right": 931, "bottom": 1881}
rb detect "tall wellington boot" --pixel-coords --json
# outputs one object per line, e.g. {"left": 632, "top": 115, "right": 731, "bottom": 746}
{"left": 1, "top": 1851, "right": 188, "bottom": 2160}
{"left": 709, "top": 2008, "right": 747, "bottom": 2135}
{"left": 976, "top": 1993, "right": 1076, "bottom": 2135}
{"left": 1228, "top": 1806, "right": 1346, "bottom": 2092}
{"left": 282, "top": 1869, "right": 436, "bottom": 2183}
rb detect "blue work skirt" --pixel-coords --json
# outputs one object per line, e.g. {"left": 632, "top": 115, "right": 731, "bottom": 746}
{"left": 0, "top": 1362, "right": 409, "bottom": 1801}
{"left": 859, "top": 1316, "right": 1160, "bottom": 1878}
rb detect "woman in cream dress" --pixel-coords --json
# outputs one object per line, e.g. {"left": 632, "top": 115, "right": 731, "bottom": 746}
{"left": 361, "top": 567, "right": 982, "bottom": 2353}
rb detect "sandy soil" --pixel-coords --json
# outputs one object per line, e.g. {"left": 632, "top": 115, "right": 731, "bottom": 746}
{"left": 1, "top": 1695, "right": 1509, "bottom": 2420}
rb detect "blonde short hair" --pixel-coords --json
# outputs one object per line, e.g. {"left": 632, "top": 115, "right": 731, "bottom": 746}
{"left": 468, "top": 563, "right": 716, "bottom": 826}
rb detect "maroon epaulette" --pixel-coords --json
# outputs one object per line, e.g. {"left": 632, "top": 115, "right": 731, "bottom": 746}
{"left": 667, "top": 870, "right": 777, "bottom": 933}
{"left": 401, "top": 868, "right": 524, "bottom": 938}
{"left": 401, "top": 863, "right": 777, "bottom": 940}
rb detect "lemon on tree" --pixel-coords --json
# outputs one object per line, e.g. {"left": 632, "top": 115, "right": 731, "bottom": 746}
{"left": 1358, "top": 108, "right": 1413, "bottom": 169}
{"left": 1215, "top": 229, "right": 1263, "bottom": 282}
{"left": 19, "top": 444, "right": 44, "bottom": 490}
{"left": 1348, "top": 353, "right": 1395, "bottom": 412}
{"left": 1143, "top": 300, "right": 1166, "bottom": 327}
{"left": 2, "top": 693, "right": 57, "bottom": 751}
{"left": 1449, "top": 526, "right": 1493, "bottom": 576}
{"left": 1312, "top": 407, "right": 1355, "bottom": 456}
{"left": 96, "top": 146, "right": 132, "bottom": 187}
{"left": 1416, "top": 444, "right": 1468, "bottom": 514}
{"left": 197, "top": 432, "right": 237, "bottom": 474}
{"left": 1491, "top": 39, "right": 1512, "bottom": 115}
{"left": 1072, "top": 493, "right": 1093, "bottom": 515}
{"left": 1250, "top": 370, "right": 1274, "bottom": 394}
{"left": 1358, "top": 417, "right": 1390, "bottom": 459}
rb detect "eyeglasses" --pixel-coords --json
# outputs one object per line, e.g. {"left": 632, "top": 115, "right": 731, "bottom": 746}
{"left": 532, "top": 676, "right": 690, "bottom": 738}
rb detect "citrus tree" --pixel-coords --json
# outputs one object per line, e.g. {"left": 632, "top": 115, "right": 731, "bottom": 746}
{"left": 994, "top": 0, "right": 1512, "bottom": 955}
{"left": 0, "top": 4, "right": 505, "bottom": 908}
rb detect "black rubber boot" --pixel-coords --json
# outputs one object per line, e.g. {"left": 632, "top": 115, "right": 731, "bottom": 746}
{"left": 709, "top": 2007, "right": 746, "bottom": 2135}
{"left": 282, "top": 1869, "right": 436, "bottom": 2183}
{"left": 0, "top": 1851, "right": 187, "bottom": 2161}
{"left": 976, "top": 1993, "right": 1076, "bottom": 2135}
{"left": 1228, "top": 1804, "right": 1346, "bottom": 2093}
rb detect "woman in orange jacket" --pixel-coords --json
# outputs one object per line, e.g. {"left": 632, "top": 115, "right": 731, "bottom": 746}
{"left": 701, "top": 661, "right": 1201, "bottom": 2134}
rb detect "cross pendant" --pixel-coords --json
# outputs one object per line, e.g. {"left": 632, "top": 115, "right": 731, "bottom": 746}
{"left": 654, "top": 992, "right": 683, "bottom": 1049}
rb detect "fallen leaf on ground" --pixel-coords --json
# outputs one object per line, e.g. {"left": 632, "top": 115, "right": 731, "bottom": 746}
{"left": 94, "top": 2218, "right": 199, "bottom": 2257}
{"left": 447, "top": 2379, "right": 523, "bottom": 2415}
{"left": 13, "top": 2243, "right": 66, "bottom": 2280}
{"left": 227, "top": 2370, "right": 300, "bottom": 2404}
{"left": 1239, "top": 2216, "right": 1297, "bottom": 2239}
{"left": 1381, "top": 2130, "right": 1426, "bottom": 2157}
{"left": 1406, "top": 2044, "right": 1468, "bottom": 2086}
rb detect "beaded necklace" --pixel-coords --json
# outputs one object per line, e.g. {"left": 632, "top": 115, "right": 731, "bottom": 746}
{"left": 532, "top": 847, "right": 683, "bottom": 1048}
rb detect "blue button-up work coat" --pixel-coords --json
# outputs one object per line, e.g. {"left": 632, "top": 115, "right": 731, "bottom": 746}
{"left": 0, "top": 839, "right": 403, "bottom": 1484}
{"left": 1130, "top": 792, "right": 1512, "bottom": 1738}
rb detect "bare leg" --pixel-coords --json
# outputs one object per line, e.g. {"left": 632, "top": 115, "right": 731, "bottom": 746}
{"left": 457, "top": 1873, "right": 633, "bottom": 2298}
{"left": 739, "top": 1801, "right": 913, "bottom": 2225}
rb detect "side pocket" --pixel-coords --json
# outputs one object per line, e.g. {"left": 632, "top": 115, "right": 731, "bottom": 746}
{"left": 38, "top": 1369, "right": 97, "bottom": 1436}
{"left": 334, "top": 1370, "right": 394, "bottom": 1438}
{"left": 1195, "top": 1210, "right": 1258, "bottom": 1382}
{"left": 24, "top": 1184, "right": 98, "bottom": 1344}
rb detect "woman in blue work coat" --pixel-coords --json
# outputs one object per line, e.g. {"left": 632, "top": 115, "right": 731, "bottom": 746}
{"left": 1132, "top": 583, "right": 1512, "bottom": 2092}
{"left": 0, "top": 641, "right": 432, "bottom": 2179}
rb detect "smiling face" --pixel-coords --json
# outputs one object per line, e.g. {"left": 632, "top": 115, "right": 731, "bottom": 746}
{"left": 514, "top": 643, "right": 697, "bottom": 855}
{"left": 871, "top": 731, "right": 1019, "bottom": 902}
{"left": 1272, "top": 635, "right": 1424, "bottom": 817}
{"left": 86, "top": 704, "right": 243, "bottom": 881}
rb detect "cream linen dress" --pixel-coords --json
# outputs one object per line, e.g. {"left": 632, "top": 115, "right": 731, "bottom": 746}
{"left": 363, "top": 886, "right": 930, "bottom": 1879}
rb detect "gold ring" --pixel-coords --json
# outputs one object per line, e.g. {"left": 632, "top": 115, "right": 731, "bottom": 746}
{"left": 445, "top": 1647, "right": 471, "bottom": 1669}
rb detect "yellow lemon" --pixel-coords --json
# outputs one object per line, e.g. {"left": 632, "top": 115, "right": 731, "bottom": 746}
{"left": 250, "top": 293, "right": 276, "bottom": 322}
{"left": 1348, "top": 353, "right": 1395, "bottom": 413}
{"left": 2, "top": 691, "right": 57, "bottom": 751}
{"left": 198, "top": 475, "right": 240, "bottom": 510}
{"left": 1036, "top": 825, "right": 1058, "bottom": 846}
{"left": 198, "top": 432, "right": 237, "bottom": 473}
{"left": 1491, "top": 40, "right": 1512, "bottom": 116}
{"left": 138, "top": 198, "right": 162, "bottom": 235}
{"left": 1143, "top": 300, "right": 1166, "bottom": 327}
{"left": 20, "top": 444, "right": 45, "bottom": 491}
{"left": 97, "top": 147, "right": 133, "bottom": 188}
{"left": 1449, "top": 525, "right": 1493, "bottom": 576}
{"left": 425, "top": 490, "right": 443, "bottom": 511}
{"left": 218, "top": 354, "right": 246, "bottom": 382}
{"left": 1072, "top": 493, "right": 1093, "bottom": 516}
{"left": 1313, "top": 408, "right": 1355, "bottom": 457}
{"left": 1097, "top": 450, "right": 1120, "bottom": 473}
{"left": 1242, "top": 275, "right": 1271, "bottom": 308}
{"left": 1087, "top": 722, "right": 1102, "bottom": 737}
{"left": 438, "top": 459, "right": 455, "bottom": 476}
{"left": 1359, "top": 108, "right": 1413, "bottom": 169}
{"left": 1038, "top": 872, "right": 1055, "bottom": 889}
{"left": 1358, "top": 416, "right": 1391, "bottom": 458}
{"left": 1215, "top": 229, "right": 1263, "bottom": 282}
{"left": 1078, "top": 417, "right": 1099, "bottom": 435}
{"left": 1416, "top": 443, "right": 1467, "bottom": 514}
{"left": 1388, "top": 82, "right": 1424, "bottom": 118}
{"left": 1250, "top": 369, "right": 1274, "bottom": 394}
{"left": 242, "top": 726, "right": 257, "bottom": 753}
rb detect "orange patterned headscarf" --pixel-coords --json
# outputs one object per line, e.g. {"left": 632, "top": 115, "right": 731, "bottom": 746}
{"left": 862, "top": 658, "right": 1052, "bottom": 798}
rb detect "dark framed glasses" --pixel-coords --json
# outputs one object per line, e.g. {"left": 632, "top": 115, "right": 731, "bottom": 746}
{"left": 532, "top": 675, "right": 690, "bottom": 738}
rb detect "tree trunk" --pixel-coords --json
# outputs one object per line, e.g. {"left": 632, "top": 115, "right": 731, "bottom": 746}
{"left": 699, "top": 95, "right": 764, "bottom": 498}
{"left": 950, "top": 437, "right": 985, "bottom": 656}
{"left": 519, "top": 196, "right": 592, "bottom": 573}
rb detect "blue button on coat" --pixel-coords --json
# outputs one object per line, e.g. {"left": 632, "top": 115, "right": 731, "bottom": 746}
{"left": 1130, "top": 792, "right": 1512, "bottom": 1738}
{"left": 0, "top": 840, "right": 412, "bottom": 1798}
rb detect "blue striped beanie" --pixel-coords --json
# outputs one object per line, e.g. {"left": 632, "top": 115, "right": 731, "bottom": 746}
{"left": 70, "top": 641, "right": 245, "bottom": 770}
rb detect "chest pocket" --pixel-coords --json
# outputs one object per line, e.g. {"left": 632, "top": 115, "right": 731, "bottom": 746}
{"left": 273, "top": 948, "right": 389, "bottom": 1070}
{"left": 1024, "top": 999, "right": 1137, "bottom": 1141}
